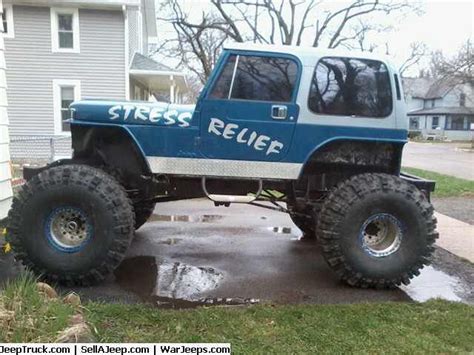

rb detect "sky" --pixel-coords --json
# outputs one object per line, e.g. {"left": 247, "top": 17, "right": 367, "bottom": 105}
{"left": 386, "top": 0, "right": 473, "bottom": 72}
{"left": 155, "top": 0, "right": 473, "bottom": 76}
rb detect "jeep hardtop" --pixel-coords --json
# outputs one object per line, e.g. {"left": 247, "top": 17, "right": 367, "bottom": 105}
{"left": 8, "top": 43, "right": 437, "bottom": 289}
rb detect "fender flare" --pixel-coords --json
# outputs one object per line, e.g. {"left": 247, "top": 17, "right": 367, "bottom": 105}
{"left": 71, "top": 121, "right": 152, "bottom": 175}
{"left": 298, "top": 137, "right": 407, "bottom": 179}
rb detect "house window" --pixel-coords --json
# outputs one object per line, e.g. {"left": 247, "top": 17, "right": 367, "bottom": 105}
{"left": 409, "top": 117, "right": 419, "bottom": 130}
{"left": 60, "top": 87, "right": 74, "bottom": 131}
{"left": 432, "top": 116, "right": 439, "bottom": 129}
{"left": 445, "top": 115, "right": 470, "bottom": 131}
{"left": 308, "top": 57, "right": 392, "bottom": 118}
{"left": 53, "top": 80, "right": 81, "bottom": 134}
{"left": 1, "top": 9, "right": 7, "bottom": 33}
{"left": 431, "top": 99, "right": 435, "bottom": 108}
{"left": 51, "top": 8, "right": 80, "bottom": 53}
{"left": 1, "top": 5, "right": 14, "bottom": 38}
{"left": 58, "top": 14, "right": 73, "bottom": 48}
{"left": 460, "top": 93, "right": 466, "bottom": 107}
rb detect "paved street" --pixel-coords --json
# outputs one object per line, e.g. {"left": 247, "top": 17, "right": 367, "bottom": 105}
{"left": 1, "top": 198, "right": 472, "bottom": 307}
{"left": 402, "top": 142, "right": 474, "bottom": 180}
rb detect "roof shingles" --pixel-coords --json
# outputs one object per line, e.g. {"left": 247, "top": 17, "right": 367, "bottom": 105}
{"left": 130, "top": 52, "right": 177, "bottom": 72}
{"left": 408, "top": 106, "right": 474, "bottom": 116}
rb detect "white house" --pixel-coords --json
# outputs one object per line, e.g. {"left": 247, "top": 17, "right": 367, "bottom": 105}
{"left": 403, "top": 77, "right": 474, "bottom": 141}
{"left": 3, "top": 0, "right": 187, "bottom": 161}
{"left": 0, "top": 0, "right": 12, "bottom": 219}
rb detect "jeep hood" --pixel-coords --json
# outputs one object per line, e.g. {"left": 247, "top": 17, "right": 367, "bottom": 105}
{"left": 70, "top": 100, "right": 195, "bottom": 127}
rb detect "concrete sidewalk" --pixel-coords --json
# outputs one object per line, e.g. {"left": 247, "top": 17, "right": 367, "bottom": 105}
{"left": 435, "top": 212, "right": 474, "bottom": 262}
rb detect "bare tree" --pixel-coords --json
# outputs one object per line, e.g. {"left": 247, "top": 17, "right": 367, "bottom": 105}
{"left": 398, "top": 42, "right": 428, "bottom": 76}
{"left": 156, "top": 1, "right": 229, "bottom": 84}
{"left": 157, "top": 0, "right": 422, "bottom": 83}
{"left": 429, "top": 40, "right": 474, "bottom": 83}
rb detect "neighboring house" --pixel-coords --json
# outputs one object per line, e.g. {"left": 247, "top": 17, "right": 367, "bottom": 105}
{"left": 403, "top": 76, "right": 474, "bottom": 141}
{"left": 3, "top": 0, "right": 187, "bottom": 161}
{"left": 0, "top": 0, "right": 13, "bottom": 219}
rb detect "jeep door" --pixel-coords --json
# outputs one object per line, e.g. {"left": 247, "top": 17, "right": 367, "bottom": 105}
{"left": 198, "top": 52, "right": 300, "bottom": 162}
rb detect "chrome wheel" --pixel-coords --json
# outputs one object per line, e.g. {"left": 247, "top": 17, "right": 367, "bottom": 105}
{"left": 360, "top": 213, "right": 403, "bottom": 257}
{"left": 46, "top": 207, "right": 92, "bottom": 252}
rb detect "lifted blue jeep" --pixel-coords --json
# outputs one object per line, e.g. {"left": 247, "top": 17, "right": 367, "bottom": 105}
{"left": 8, "top": 44, "right": 437, "bottom": 288}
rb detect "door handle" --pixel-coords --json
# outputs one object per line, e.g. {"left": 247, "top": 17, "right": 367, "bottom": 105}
{"left": 271, "top": 105, "right": 287, "bottom": 120}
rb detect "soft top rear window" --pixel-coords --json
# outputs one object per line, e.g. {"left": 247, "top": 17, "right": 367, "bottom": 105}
{"left": 308, "top": 57, "right": 392, "bottom": 118}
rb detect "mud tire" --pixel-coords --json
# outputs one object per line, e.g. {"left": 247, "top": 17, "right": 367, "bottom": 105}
{"left": 316, "top": 173, "right": 438, "bottom": 289}
{"left": 134, "top": 202, "right": 155, "bottom": 230}
{"left": 7, "top": 165, "right": 135, "bottom": 286}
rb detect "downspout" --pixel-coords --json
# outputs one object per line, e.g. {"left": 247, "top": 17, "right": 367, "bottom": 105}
{"left": 0, "top": 0, "right": 13, "bottom": 218}
{"left": 123, "top": 5, "right": 130, "bottom": 100}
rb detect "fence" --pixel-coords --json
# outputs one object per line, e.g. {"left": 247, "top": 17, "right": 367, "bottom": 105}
{"left": 9, "top": 135, "right": 72, "bottom": 190}
{"left": 10, "top": 135, "right": 72, "bottom": 164}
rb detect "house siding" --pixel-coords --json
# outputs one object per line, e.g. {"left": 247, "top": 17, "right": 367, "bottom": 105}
{"left": 4, "top": 5, "right": 126, "bottom": 159}
{"left": 0, "top": 0, "right": 13, "bottom": 218}
{"left": 442, "top": 86, "right": 474, "bottom": 108}
{"left": 406, "top": 96, "right": 423, "bottom": 111}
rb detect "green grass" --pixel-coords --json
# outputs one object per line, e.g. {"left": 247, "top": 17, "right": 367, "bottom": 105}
{"left": 0, "top": 273, "right": 77, "bottom": 342}
{"left": 403, "top": 167, "right": 474, "bottom": 198}
{"left": 85, "top": 301, "right": 474, "bottom": 353}
{"left": 1, "top": 275, "right": 473, "bottom": 352}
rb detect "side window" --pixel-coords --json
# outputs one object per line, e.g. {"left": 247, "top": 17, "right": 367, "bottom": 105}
{"left": 210, "top": 54, "right": 298, "bottom": 102}
{"left": 308, "top": 57, "right": 392, "bottom": 118}
{"left": 231, "top": 56, "right": 297, "bottom": 102}
{"left": 210, "top": 55, "right": 237, "bottom": 99}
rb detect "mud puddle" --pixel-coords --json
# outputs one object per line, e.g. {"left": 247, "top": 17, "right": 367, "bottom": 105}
{"left": 114, "top": 256, "right": 259, "bottom": 308}
{"left": 400, "top": 265, "right": 471, "bottom": 303}
{"left": 148, "top": 214, "right": 224, "bottom": 223}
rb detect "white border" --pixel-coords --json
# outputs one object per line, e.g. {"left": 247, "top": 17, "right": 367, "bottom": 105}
{"left": 53, "top": 79, "right": 81, "bottom": 135}
{"left": 2, "top": 4, "right": 14, "bottom": 39}
{"left": 50, "top": 7, "right": 80, "bottom": 53}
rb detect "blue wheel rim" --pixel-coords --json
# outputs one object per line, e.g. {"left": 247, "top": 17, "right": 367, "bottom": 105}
{"left": 45, "top": 206, "right": 93, "bottom": 253}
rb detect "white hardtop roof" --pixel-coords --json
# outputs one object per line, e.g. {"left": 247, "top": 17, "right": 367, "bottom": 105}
{"left": 223, "top": 43, "right": 395, "bottom": 68}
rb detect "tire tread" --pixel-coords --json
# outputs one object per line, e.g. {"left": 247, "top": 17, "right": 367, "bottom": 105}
{"left": 6, "top": 164, "right": 135, "bottom": 286}
{"left": 316, "top": 173, "right": 438, "bottom": 289}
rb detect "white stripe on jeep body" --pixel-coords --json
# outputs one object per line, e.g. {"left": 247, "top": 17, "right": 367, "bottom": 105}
{"left": 146, "top": 157, "right": 302, "bottom": 180}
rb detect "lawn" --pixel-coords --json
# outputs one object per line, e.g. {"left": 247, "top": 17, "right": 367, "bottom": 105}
{"left": 402, "top": 167, "right": 474, "bottom": 198}
{"left": 87, "top": 301, "right": 474, "bottom": 354}
{"left": 1, "top": 275, "right": 473, "bottom": 353}
{"left": 0, "top": 274, "right": 77, "bottom": 342}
